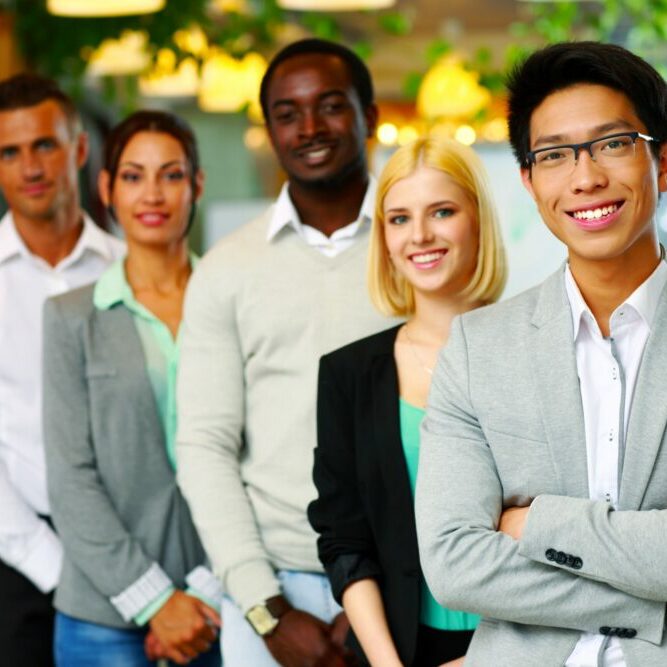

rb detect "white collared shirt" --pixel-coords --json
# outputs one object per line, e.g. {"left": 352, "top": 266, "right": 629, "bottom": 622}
{"left": 0, "top": 211, "right": 125, "bottom": 592}
{"left": 265, "top": 176, "right": 376, "bottom": 257}
{"left": 563, "top": 259, "right": 667, "bottom": 667}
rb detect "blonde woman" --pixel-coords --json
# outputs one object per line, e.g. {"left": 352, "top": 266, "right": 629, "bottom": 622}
{"left": 308, "top": 137, "right": 507, "bottom": 667}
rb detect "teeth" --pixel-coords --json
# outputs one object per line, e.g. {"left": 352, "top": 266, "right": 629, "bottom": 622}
{"left": 305, "top": 148, "right": 330, "bottom": 159}
{"left": 412, "top": 251, "right": 444, "bottom": 264}
{"left": 572, "top": 204, "right": 618, "bottom": 220}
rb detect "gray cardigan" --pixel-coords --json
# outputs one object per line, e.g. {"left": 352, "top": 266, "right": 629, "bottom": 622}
{"left": 42, "top": 284, "right": 209, "bottom": 628}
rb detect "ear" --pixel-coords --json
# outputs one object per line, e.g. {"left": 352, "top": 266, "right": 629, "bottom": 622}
{"left": 193, "top": 169, "right": 205, "bottom": 203}
{"left": 520, "top": 166, "right": 537, "bottom": 201}
{"left": 364, "top": 104, "right": 379, "bottom": 139}
{"left": 98, "top": 169, "right": 112, "bottom": 208}
{"left": 658, "top": 142, "right": 667, "bottom": 194}
{"left": 76, "top": 131, "right": 89, "bottom": 169}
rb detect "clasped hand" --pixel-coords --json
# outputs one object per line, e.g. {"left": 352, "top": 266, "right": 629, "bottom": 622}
{"left": 144, "top": 590, "right": 221, "bottom": 665}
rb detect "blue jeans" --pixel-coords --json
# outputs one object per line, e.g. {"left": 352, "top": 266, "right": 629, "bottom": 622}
{"left": 54, "top": 612, "right": 221, "bottom": 667}
{"left": 221, "top": 570, "right": 341, "bottom": 667}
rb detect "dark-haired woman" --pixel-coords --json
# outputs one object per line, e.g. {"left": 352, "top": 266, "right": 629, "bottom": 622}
{"left": 42, "top": 111, "right": 221, "bottom": 667}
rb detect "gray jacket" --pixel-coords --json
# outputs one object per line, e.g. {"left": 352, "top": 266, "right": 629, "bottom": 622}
{"left": 416, "top": 266, "right": 667, "bottom": 667}
{"left": 43, "top": 284, "right": 209, "bottom": 628}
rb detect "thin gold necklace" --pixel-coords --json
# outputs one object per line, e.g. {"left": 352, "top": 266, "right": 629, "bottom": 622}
{"left": 403, "top": 325, "right": 434, "bottom": 376}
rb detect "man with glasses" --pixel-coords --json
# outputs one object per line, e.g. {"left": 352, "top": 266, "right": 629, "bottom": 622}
{"left": 416, "top": 42, "right": 667, "bottom": 666}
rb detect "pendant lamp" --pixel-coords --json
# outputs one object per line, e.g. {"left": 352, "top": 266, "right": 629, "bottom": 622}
{"left": 47, "top": 0, "right": 165, "bottom": 17}
{"left": 277, "top": 0, "right": 394, "bottom": 10}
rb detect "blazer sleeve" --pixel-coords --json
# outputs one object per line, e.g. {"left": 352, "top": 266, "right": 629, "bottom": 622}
{"left": 415, "top": 316, "right": 665, "bottom": 644}
{"left": 307, "top": 353, "right": 381, "bottom": 604}
{"left": 42, "top": 296, "right": 170, "bottom": 617}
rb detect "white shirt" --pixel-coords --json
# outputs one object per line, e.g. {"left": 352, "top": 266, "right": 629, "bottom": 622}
{"left": 266, "top": 176, "right": 376, "bottom": 257}
{"left": 0, "top": 211, "right": 125, "bottom": 592}
{"left": 563, "top": 259, "right": 667, "bottom": 667}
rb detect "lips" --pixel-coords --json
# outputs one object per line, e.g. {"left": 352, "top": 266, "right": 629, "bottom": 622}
{"left": 21, "top": 182, "right": 51, "bottom": 197}
{"left": 409, "top": 249, "right": 448, "bottom": 269}
{"left": 296, "top": 143, "right": 335, "bottom": 166}
{"left": 567, "top": 200, "right": 624, "bottom": 230}
{"left": 136, "top": 212, "right": 168, "bottom": 227}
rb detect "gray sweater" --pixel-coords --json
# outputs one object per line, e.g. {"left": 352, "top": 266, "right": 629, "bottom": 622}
{"left": 43, "top": 286, "right": 209, "bottom": 628}
{"left": 177, "top": 207, "right": 393, "bottom": 613}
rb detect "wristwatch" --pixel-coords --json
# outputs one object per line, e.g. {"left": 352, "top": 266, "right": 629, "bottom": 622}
{"left": 245, "top": 595, "right": 291, "bottom": 637}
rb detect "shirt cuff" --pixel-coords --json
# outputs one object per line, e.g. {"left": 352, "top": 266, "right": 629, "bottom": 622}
{"left": 185, "top": 566, "right": 224, "bottom": 610}
{"left": 133, "top": 586, "right": 175, "bottom": 626}
{"left": 110, "top": 563, "right": 173, "bottom": 622}
{"left": 226, "top": 559, "right": 281, "bottom": 615}
{"left": 17, "top": 521, "right": 63, "bottom": 593}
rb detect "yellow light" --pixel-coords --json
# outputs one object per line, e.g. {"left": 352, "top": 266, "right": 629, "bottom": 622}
{"left": 278, "top": 0, "right": 394, "bottom": 9}
{"left": 139, "top": 52, "right": 199, "bottom": 97}
{"left": 482, "top": 117, "right": 509, "bottom": 142}
{"left": 86, "top": 31, "right": 150, "bottom": 77}
{"left": 198, "top": 49, "right": 267, "bottom": 113}
{"left": 244, "top": 126, "right": 267, "bottom": 150}
{"left": 377, "top": 122, "right": 398, "bottom": 146}
{"left": 48, "top": 0, "right": 164, "bottom": 17}
{"left": 417, "top": 57, "right": 491, "bottom": 120}
{"left": 397, "top": 125, "right": 419, "bottom": 146}
{"left": 455, "top": 125, "right": 477, "bottom": 146}
{"left": 173, "top": 26, "right": 209, "bottom": 58}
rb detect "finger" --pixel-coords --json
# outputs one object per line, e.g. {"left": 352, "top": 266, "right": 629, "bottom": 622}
{"left": 164, "top": 646, "right": 192, "bottom": 666}
{"left": 197, "top": 601, "right": 222, "bottom": 627}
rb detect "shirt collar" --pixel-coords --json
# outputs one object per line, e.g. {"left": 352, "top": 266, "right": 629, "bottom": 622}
{"left": 94, "top": 253, "right": 200, "bottom": 313}
{"left": 564, "top": 258, "right": 667, "bottom": 339}
{"left": 0, "top": 211, "right": 118, "bottom": 268}
{"left": 266, "top": 174, "right": 377, "bottom": 242}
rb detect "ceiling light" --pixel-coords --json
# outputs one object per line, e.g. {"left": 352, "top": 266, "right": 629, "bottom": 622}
{"left": 48, "top": 0, "right": 165, "bottom": 17}
{"left": 277, "top": 0, "right": 395, "bottom": 10}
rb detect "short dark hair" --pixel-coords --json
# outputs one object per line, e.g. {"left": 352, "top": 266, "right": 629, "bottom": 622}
{"left": 0, "top": 73, "right": 81, "bottom": 135}
{"left": 259, "top": 38, "right": 374, "bottom": 121}
{"left": 103, "top": 110, "right": 200, "bottom": 232}
{"left": 506, "top": 41, "right": 667, "bottom": 166}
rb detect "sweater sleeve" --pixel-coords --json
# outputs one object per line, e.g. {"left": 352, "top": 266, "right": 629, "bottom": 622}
{"left": 176, "top": 258, "right": 280, "bottom": 614}
{"left": 308, "top": 354, "right": 381, "bottom": 603}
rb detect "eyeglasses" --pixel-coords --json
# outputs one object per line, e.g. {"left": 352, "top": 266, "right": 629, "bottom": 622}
{"left": 526, "top": 131, "right": 657, "bottom": 173}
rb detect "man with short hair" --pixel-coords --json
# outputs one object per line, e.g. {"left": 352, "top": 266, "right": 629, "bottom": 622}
{"left": 416, "top": 41, "right": 667, "bottom": 667}
{"left": 0, "top": 74, "right": 124, "bottom": 665}
{"left": 177, "top": 39, "right": 390, "bottom": 666}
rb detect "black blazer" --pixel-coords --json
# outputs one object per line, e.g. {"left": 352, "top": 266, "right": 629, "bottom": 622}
{"left": 308, "top": 324, "right": 423, "bottom": 666}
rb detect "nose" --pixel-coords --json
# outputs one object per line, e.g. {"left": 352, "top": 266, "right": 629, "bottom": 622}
{"left": 569, "top": 148, "right": 608, "bottom": 193}
{"left": 411, "top": 215, "right": 435, "bottom": 244}
{"left": 142, "top": 177, "right": 165, "bottom": 203}
{"left": 298, "top": 108, "right": 325, "bottom": 139}
{"left": 21, "top": 149, "right": 44, "bottom": 181}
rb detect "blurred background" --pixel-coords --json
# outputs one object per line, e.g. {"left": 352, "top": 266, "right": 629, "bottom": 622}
{"left": 2, "top": 0, "right": 666, "bottom": 296}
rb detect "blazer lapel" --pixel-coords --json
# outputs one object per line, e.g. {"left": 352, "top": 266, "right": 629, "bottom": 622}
{"left": 620, "top": 286, "right": 667, "bottom": 510}
{"left": 370, "top": 338, "right": 420, "bottom": 558}
{"left": 528, "top": 268, "right": 589, "bottom": 499}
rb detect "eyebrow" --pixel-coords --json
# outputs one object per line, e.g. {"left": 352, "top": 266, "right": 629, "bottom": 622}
{"left": 385, "top": 200, "right": 457, "bottom": 213}
{"left": 270, "top": 89, "right": 348, "bottom": 110}
{"left": 119, "top": 159, "right": 187, "bottom": 170}
{"left": 532, "top": 120, "right": 637, "bottom": 148}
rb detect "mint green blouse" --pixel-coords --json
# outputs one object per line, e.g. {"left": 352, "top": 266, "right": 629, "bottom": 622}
{"left": 399, "top": 398, "right": 480, "bottom": 631}
{"left": 93, "top": 256, "right": 198, "bottom": 470}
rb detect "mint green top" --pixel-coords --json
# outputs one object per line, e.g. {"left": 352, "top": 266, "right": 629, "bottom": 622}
{"left": 94, "top": 257, "right": 198, "bottom": 471}
{"left": 94, "top": 257, "right": 206, "bottom": 625}
{"left": 399, "top": 398, "right": 480, "bottom": 631}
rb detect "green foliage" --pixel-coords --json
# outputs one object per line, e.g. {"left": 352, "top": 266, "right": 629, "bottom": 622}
{"left": 377, "top": 11, "right": 412, "bottom": 36}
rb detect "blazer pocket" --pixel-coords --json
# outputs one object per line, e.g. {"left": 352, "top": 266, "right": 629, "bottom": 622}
{"left": 85, "top": 363, "right": 117, "bottom": 378}
{"left": 484, "top": 428, "right": 559, "bottom": 503}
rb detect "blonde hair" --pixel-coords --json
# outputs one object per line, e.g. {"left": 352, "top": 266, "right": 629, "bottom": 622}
{"left": 368, "top": 136, "right": 507, "bottom": 317}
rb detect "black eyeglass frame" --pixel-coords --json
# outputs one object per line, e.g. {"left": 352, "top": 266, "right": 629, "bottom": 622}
{"left": 525, "top": 131, "right": 658, "bottom": 168}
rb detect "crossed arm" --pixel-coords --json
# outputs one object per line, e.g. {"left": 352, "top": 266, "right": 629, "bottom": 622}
{"left": 414, "top": 317, "right": 666, "bottom": 644}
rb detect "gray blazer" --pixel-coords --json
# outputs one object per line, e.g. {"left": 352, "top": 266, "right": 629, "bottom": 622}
{"left": 416, "top": 266, "right": 667, "bottom": 667}
{"left": 43, "top": 284, "right": 208, "bottom": 628}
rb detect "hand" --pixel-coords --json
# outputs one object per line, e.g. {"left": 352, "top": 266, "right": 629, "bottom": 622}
{"left": 149, "top": 590, "right": 221, "bottom": 665}
{"left": 498, "top": 506, "right": 531, "bottom": 540}
{"left": 264, "top": 606, "right": 349, "bottom": 667}
{"left": 144, "top": 630, "right": 167, "bottom": 661}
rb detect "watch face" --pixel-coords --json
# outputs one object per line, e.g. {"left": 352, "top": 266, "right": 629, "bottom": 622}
{"left": 246, "top": 605, "right": 280, "bottom": 636}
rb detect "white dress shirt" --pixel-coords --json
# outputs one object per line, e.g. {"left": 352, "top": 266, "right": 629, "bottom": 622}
{"left": 563, "top": 259, "right": 667, "bottom": 667}
{"left": 0, "top": 212, "right": 124, "bottom": 592}
{"left": 266, "top": 176, "right": 376, "bottom": 257}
